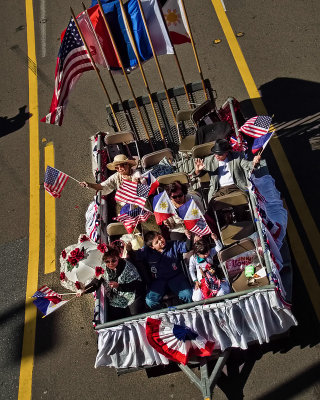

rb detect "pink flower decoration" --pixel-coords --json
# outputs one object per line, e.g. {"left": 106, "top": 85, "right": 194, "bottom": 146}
{"left": 61, "top": 250, "right": 67, "bottom": 259}
{"left": 60, "top": 272, "right": 66, "bottom": 281}
{"left": 75, "top": 281, "right": 81, "bottom": 290}
{"left": 95, "top": 266, "right": 105, "bottom": 277}
{"left": 97, "top": 243, "right": 107, "bottom": 253}
{"left": 80, "top": 235, "right": 89, "bottom": 242}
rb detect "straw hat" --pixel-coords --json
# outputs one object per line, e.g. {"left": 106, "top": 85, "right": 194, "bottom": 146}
{"left": 107, "top": 154, "right": 137, "bottom": 171}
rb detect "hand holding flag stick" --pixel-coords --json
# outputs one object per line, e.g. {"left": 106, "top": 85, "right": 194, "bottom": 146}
{"left": 44, "top": 166, "right": 82, "bottom": 198}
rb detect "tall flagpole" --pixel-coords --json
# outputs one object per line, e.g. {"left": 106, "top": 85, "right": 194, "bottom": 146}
{"left": 136, "top": 0, "right": 181, "bottom": 141}
{"left": 180, "top": 0, "right": 208, "bottom": 100}
{"left": 97, "top": 0, "right": 154, "bottom": 150}
{"left": 81, "top": 2, "right": 136, "bottom": 134}
{"left": 158, "top": 0, "right": 190, "bottom": 107}
{"left": 69, "top": 7, "right": 122, "bottom": 131}
{"left": 118, "top": 0, "right": 167, "bottom": 148}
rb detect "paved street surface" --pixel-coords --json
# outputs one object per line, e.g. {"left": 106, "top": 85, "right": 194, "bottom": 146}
{"left": 0, "top": 1, "right": 319, "bottom": 399}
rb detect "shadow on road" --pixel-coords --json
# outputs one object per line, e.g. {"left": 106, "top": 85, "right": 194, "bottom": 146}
{"left": 0, "top": 299, "right": 57, "bottom": 365}
{"left": 0, "top": 106, "right": 32, "bottom": 138}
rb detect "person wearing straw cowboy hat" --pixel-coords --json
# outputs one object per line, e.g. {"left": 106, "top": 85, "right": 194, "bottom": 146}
{"left": 80, "top": 154, "right": 137, "bottom": 196}
{"left": 80, "top": 154, "right": 160, "bottom": 232}
{"left": 194, "top": 139, "right": 261, "bottom": 212}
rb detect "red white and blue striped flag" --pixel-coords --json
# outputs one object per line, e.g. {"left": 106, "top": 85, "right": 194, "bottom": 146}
{"left": 115, "top": 179, "right": 150, "bottom": 208}
{"left": 32, "top": 285, "right": 69, "bottom": 317}
{"left": 41, "top": 18, "right": 94, "bottom": 126}
{"left": 114, "top": 204, "right": 152, "bottom": 233}
{"left": 44, "top": 166, "right": 69, "bottom": 198}
{"left": 239, "top": 116, "right": 272, "bottom": 138}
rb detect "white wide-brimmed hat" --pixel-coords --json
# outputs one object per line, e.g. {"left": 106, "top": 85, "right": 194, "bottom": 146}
{"left": 107, "top": 154, "right": 137, "bottom": 171}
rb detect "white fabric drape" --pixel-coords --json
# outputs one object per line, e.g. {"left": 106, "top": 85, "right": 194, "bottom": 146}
{"left": 95, "top": 289, "right": 297, "bottom": 369}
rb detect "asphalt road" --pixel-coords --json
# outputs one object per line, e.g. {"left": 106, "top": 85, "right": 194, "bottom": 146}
{"left": 0, "top": 1, "right": 319, "bottom": 399}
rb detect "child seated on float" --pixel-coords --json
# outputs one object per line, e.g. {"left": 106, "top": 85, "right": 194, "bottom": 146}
{"left": 189, "top": 235, "right": 231, "bottom": 301}
{"left": 133, "top": 231, "right": 193, "bottom": 309}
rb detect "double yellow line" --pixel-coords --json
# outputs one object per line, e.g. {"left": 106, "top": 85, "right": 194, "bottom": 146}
{"left": 211, "top": 0, "right": 320, "bottom": 319}
{"left": 18, "top": 1, "right": 56, "bottom": 399}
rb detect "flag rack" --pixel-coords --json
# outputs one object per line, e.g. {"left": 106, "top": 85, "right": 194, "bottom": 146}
{"left": 105, "top": 80, "right": 216, "bottom": 150}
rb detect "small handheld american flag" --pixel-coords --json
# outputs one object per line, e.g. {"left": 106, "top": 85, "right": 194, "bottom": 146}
{"left": 239, "top": 116, "right": 272, "bottom": 138}
{"left": 115, "top": 179, "right": 150, "bottom": 208}
{"left": 114, "top": 204, "right": 152, "bottom": 233}
{"left": 44, "top": 166, "right": 69, "bottom": 198}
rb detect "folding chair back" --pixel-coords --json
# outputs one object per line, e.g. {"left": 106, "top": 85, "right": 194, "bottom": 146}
{"left": 104, "top": 131, "right": 135, "bottom": 145}
{"left": 191, "top": 141, "right": 215, "bottom": 159}
{"left": 141, "top": 148, "right": 173, "bottom": 170}
{"left": 106, "top": 222, "right": 128, "bottom": 238}
{"left": 212, "top": 191, "right": 248, "bottom": 210}
{"left": 157, "top": 172, "right": 189, "bottom": 185}
{"left": 191, "top": 100, "right": 218, "bottom": 126}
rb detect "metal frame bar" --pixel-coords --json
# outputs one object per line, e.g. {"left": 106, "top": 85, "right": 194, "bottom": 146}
{"left": 95, "top": 285, "right": 274, "bottom": 330}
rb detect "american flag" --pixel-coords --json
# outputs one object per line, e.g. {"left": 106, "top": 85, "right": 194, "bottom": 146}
{"left": 32, "top": 285, "right": 68, "bottom": 317}
{"left": 114, "top": 204, "right": 152, "bottom": 233}
{"left": 44, "top": 166, "right": 69, "bottom": 198}
{"left": 189, "top": 217, "right": 211, "bottom": 237}
{"left": 41, "top": 18, "right": 94, "bottom": 126}
{"left": 115, "top": 179, "right": 150, "bottom": 208}
{"left": 230, "top": 136, "right": 248, "bottom": 152}
{"left": 239, "top": 116, "right": 272, "bottom": 138}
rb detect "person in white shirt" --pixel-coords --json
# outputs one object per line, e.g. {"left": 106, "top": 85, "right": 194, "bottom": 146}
{"left": 194, "top": 139, "right": 261, "bottom": 201}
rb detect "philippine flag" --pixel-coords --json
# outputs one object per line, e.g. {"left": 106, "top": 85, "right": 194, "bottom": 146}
{"left": 177, "top": 198, "right": 211, "bottom": 237}
{"left": 252, "top": 130, "right": 275, "bottom": 154}
{"left": 152, "top": 191, "right": 176, "bottom": 224}
{"left": 162, "top": 0, "right": 191, "bottom": 45}
{"left": 143, "top": 171, "right": 160, "bottom": 195}
{"left": 146, "top": 317, "right": 215, "bottom": 365}
{"left": 32, "top": 285, "right": 69, "bottom": 317}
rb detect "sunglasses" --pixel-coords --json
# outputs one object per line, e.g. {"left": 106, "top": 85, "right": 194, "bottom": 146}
{"left": 105, "top": 258, "right": 118, "bottom": 264}
{"left": 115, "top": 163, "right": 128, "bottom": 170}
{"left": 171, "top": 193, "right": 184, "bottom": 199}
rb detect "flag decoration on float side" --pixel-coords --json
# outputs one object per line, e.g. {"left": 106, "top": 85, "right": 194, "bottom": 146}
{"left": 177, "top": 198, "right": 211, "bottom": 237}
{"left": 229, "top": 135, "right": 248, "bottom": 152}
{"left": 239, "top": 115, "right": 272, "bottom": 138}
{"left": 32, "top": 285, "right": 69, "bottom": 317}
{"left": 162, "top": 0, "right": 191, "bottom": 45}
{"left": 115, "top": 179, "right": 150, "bottom": 208}
{"left": 152, "top": 190, "right": 177, "bottom": 225}
{"left": 145, "top": 317, "right": 215, "bottom": 365}
{"left": 44, "top": 166, "right": 69, "bottom": 198}
{"left": 114, "top": 204, "right": 152, "bottom": 233}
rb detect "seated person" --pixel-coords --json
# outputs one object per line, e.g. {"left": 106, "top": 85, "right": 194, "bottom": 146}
{"left": 163, "top": 181, "right": 205, "bottom": 241}
{"left": 189, "top": 236, "right": 230, "bottom": 301}
{"left": 194, "top": 139, "right": 261, "bottom": 215}
{"left": 133, "top": 231, "right": 193, "bottom": 309}
{"left": 76, "top": 245, "right": 145, "bottom": 321}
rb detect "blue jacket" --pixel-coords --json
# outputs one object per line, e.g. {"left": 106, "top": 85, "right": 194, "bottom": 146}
{"left": 136, "top": 240, "right": 188, "bottom": 280}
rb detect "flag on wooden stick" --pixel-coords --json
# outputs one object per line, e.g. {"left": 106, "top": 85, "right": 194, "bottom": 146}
{"left": 44, "top": 166, "right": 69, "bottom": 198}
{"left": 32, "top": 285, "right": 69, "bottom": 317}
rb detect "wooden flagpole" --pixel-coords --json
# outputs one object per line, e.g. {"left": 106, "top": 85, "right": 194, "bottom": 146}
{"left": 158, "top": 0, "right": 191, "bottom": 107}
{"left": 118, "top": 0, "right": 167, "bottom": 148}
{"left": 136, "top": 0, "right": 181, "bottom": 141}
{"left": 70, "top": 7, "right": 122, "bottom": 131}
{"left": 97, "top": 0, "right": 154, "bottom": 150}
{"left": 81, "top": 2, "right": 136, "bottom": 135}
{"left": 180, "top": 0, "right": 208, "bottom": 100}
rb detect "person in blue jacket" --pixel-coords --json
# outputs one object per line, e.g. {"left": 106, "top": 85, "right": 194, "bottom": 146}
{"left": 134, "top": 231, "right": 193, "bottom": 309}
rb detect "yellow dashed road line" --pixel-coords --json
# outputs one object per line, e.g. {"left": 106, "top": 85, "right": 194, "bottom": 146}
{"left": 44, "top": 142, "right": 56, "bottom": 274}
